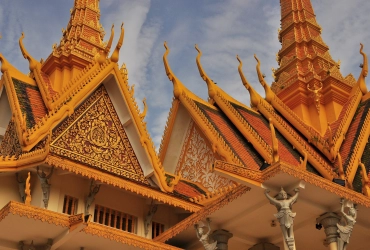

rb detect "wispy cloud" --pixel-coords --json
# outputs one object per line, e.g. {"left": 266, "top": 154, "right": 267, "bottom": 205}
{"left": 0, "top": 0, "right": 369, "bottom": 150}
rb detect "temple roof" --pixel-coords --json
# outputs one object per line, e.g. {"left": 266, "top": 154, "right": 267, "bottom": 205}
{"left": 159, "top": 0, "right": 370, "bottom": 199}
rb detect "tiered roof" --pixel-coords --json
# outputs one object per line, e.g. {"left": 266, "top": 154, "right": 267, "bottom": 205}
{"left": 159, "top": 0, "right": 370, "bottom": 200}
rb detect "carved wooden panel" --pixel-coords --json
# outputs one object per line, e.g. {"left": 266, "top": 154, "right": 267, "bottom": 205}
{"left": 175, "top": 121, "right": 233, "bottom": 192}
{"left": 51, "top": 86, "right": 147, "bottom": 184}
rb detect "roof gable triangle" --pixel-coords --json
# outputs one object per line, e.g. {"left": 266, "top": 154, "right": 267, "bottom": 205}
{"left": 50, "top": 85, "right": 148, "bottom": 184}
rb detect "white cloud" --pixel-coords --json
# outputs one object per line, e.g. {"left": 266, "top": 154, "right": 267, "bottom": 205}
{"left": 0, "top": 0, "right": 369, "bottom": 151}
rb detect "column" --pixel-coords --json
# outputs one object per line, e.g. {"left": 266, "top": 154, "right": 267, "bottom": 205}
{"left": 316, "top": 212, "right": 340, "bottom": 250}
{"left": 211, "top": 229, "right": 233, "bottom": 250}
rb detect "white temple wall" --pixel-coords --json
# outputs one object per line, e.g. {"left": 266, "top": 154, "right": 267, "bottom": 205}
{"left": 0, "top": 175, "right": 19, "bottom": 207}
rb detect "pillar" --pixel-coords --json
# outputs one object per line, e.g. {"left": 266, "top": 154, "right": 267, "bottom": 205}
{"left": 249, "top": 242, "right": 280, "bottom": 250}
{"left": 316, "top": 212, "right": 340, "bottom": 250}
{"left": 211, "top": 229, "right": 233, "bottom": 250}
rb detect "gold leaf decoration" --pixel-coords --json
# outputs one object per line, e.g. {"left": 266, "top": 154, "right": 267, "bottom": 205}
{"left": 51, "top": 85, "right": 148, "bottom": 184}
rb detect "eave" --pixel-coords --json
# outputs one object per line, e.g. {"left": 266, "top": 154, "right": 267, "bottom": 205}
{"left": 154, "top": 185, "right": 250, "bottom": 243}
{"left": 45, "top": 154, "right": 202, "bottom": 212}
{"left": 213, "top": 160, "right": 370, "bottom": 207}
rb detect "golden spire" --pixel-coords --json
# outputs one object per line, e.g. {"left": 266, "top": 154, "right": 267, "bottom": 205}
{"left": 19, "top": 32, "right": 41, "bottom": 71}
{"left": 254, "top": 54, "right": 274, "bottom": 103}
{"left": 111, "top": 23, "right": 125, "bottom": 63}
{"left": 195, "top": 44, "right": 216, "bottom": 98}
{"left": 236, "top": 55, "right": 261, "bottom": 108}
{"left": 163, "top": 42, "right": 184, "bottom": 99}
{"left": 357, "top": 43, "right": 368, "bottom": 94}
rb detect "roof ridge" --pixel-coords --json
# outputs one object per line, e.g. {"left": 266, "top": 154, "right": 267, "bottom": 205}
{"left": 258, "top": 98, "right": 336, "bottom": 179}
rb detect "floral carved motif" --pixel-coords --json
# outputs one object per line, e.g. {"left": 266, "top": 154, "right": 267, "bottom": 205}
{"left": 175, "top": 121, "right": 234, "bottom": 192}
{"left": 51, "top": 85, "right": 147, "bottom": 184}
{"left": 0, "top": 119, "right": 22, "bottom": 158}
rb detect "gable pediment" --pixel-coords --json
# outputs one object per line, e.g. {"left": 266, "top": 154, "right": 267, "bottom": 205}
{"left": 51, "top": 85, "right": 148, "bottom": 184}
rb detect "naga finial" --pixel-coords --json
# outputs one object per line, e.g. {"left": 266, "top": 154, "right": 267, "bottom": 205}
{"left": 195, "top": 44, "right": 216, "bottom": 98}
{"left": 336, "top": 152, "right": 345, "bottom": 180}
{"left": 163, "top": 42, "right": 184, "bottom": 99}
{"left": 140, "top": 98, "right": 148, "bottom": 121}
{"left": 357, "top": 43, "right": 368, "bottom": 94}
{"left": 19, "top": 32, "right": 40, "bottom": 71}
{"left": 236, "top": 55, "right": 261, "bottom": 109}
{"left": 0, "top": 53, "right": 10, "bottom": 73}
{"left": 98, "top": 24, "right": 114, "bottom": 64}
{"left": 254, "top": 54, "right": 274, "bottom": 103}
{"left": 111, "top": 22, "right": 124, "bottom": 63}
{"left": 269, "top": 118, "right": 279, "bottom": 163}
{"left": 106, "top": 24, "right": 115, "bottom": 53}
{"left": 25, "top": 172, "right": 32, "bottom": 205}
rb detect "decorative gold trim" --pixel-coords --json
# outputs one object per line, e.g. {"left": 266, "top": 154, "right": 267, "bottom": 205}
{"left": 0, "top": 136, "right": 49, "bottom": 171}
{"left": 213, "top": 160, "right": 370, "bottom": 207}
{"left": 0, "top": 201, "right": 69, "bottom": 227}
{"left": 154, "top": 185, "right": 250, "bottom": 243}
{"left": 83, "top": 222, "right": 183, "bottom": 250}
{"left": 158, "top": 98, "right": 180, "bottom": 162}
{"left": 45, "top": 154, "right": 202, "bottom": 212}
{"left": 163, "top": 43, "right": 243, "bottom": 167}
{"left": 346, "top": 109, "right": 370, "bottom": 183}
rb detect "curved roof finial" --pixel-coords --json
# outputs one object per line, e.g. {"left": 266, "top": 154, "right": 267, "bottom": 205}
{"left": 98, "top": 24, "right": 114, "bottom": 64}
{"left": 163, "top": 41, "right": 183, "bottom": 99}
{"left": 269, "top": 118, "right": 279, "bottom": 163}
{"left": 236, "top": 55, "right": 260, "bottom": 108}
{"left": 357, "top": 43, "right": 368, "bottom": 94}
{"left": 111, "top": 23, "right": 125, "bottom": 63}
{"left": 19, "top": 32, "right": 40, "bottom": 71}
{"left": 0, "top": 53, "right": 10, "bottom": 73}
{"left": 254, "top": 54, "right": 274, "bottom": 103}
{"left": 106, "top": 24, "right": 115, "bottom": 53}
{"left": 195, "top": 44, "right": 216, "bottom": 98}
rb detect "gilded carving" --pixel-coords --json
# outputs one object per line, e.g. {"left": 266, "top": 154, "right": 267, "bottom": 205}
{"left": 45, "top": 155, "right": 202, "bottom": 212}
{"left": 0, "top": 201, "right": 69, "bottom": 227}
{"left": 0, "top": 119, "right": 22, "bottom": 157}
{"left": 175, "top": 121, "right": 234, "bottom": 192}
{"left": 51, "top": 86, "right": 148, "bottom": 184}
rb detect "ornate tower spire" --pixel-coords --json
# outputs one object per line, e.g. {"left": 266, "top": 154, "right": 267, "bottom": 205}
{"left": 56, "top": 0, "right": 105, "bottom": 61}
{"left": 42, "top": 0, "right": 106, "bottom": 93}
{"left": 272, "top": 0, "right": 355, "bottom": 133}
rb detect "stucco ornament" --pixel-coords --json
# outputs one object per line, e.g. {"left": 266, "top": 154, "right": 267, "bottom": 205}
{"left": 195, "top": 218, "right": 217, "bottom": 250}
{"left": 337, "top": 198, "right": 357, "bottom": 250}
{"left": 85, "top": 180, "right": 101, "bottom": 214}
{"left": 265, "top": 187, "right": 299, "bottom": 250}
{"left": 36, "top": 166, "right": 54, "bottom": 208}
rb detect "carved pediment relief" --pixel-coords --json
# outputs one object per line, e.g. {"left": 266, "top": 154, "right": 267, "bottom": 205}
{"left": 175, "top": 121, "right": 234, "bottom": 192}
{"left": 51, "top": 85, "right": 148, "bottom": 184}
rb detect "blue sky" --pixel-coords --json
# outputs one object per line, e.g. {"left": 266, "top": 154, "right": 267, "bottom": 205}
{"left": 1, "top": 0, "right": 370, "bottom": 148}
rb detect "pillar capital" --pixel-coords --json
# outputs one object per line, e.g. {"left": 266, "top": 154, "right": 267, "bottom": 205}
{"left": 211, "top": 229, "right": 233, "bottom": 250}
{"left": 316, "top": 212, "right": 340, "bottom": 247}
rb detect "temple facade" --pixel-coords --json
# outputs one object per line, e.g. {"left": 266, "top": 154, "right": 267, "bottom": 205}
{"left": 0, "top": 0, "right": 369, "bottom": 249}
